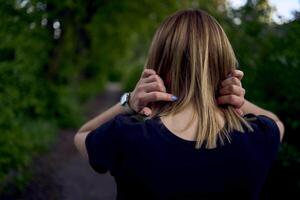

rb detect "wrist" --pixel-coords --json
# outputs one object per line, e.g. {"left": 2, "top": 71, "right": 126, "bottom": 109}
{"left": 127, "top": 92, "right": 136, "bottom": 112}
{"left": 118, "top": 102, "right": 132, "bottom": 114}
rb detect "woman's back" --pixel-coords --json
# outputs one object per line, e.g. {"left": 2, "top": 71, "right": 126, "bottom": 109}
{"left": 85, "top": 113, "right": 281, "bottom": 200}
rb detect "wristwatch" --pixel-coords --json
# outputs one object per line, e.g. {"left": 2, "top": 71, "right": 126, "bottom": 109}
{"left": 120, "top": 92, "right": 136, "bottom": 114}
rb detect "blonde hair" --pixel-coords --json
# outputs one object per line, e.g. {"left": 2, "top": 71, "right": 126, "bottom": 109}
{"left": 144, "top": 9, "right": 253, "bottom": 149}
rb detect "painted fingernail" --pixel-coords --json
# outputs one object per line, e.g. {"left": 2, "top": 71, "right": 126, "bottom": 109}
{"left": 171, "top": 95, "right": 178, "bottom": 101}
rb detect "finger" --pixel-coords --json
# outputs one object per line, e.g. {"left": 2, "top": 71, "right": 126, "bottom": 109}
{"left": 142, "top": 92, "right": 176, "bottom": 103}
{"left": 140, "top": 82, "right": 166, "bottom": 93}
{"left": 141, "top": 68, "right": 156, "bottom": 78}
{"left": 235, "top": 108, "right": 243, "bottom": 116}
{"left": 221, "top": 76, "right": 241, "bottom": 87}
{"left": 143, "top": 74, "right": 163, "bottom": 84}
{"left": 141, "top": 75, "right": 166, "bottom": 92}
{"left": 139, "top": 107, "right": 152, "bottom": 116}
{"left": 217, "top": 95, "right": 244, "bottom": 108}
{"left": 219, "top": 85, "right": 245, "bottom": 96}
{"left": 229, "top": 70, "right": 244, "bottom": 80}
{"left": 142, "top": 74, "right": 165, "bottom": 87}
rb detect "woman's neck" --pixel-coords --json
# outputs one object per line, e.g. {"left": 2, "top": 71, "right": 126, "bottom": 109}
{"left": 159, "top": 104, "right": 225, "bottom": 141}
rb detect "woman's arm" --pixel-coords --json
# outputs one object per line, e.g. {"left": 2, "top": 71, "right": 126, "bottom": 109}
{"left": 74, "top": 69, "right": 175, "bottom": 158}
{"left": 241, "top": 100, "right": 285, "bottom": 142}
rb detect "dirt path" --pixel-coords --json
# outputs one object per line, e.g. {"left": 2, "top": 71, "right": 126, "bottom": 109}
{"left": 19, "top": 82, "right": 123, "bottom": 200}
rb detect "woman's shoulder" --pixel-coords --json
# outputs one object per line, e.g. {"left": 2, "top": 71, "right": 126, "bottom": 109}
{"left": 113, "top": 113, "right": 155, "bottom": 134}
{"left": 241, "top": 113, "right": 281, "bottom": 157}
{"left": 112, "top": 113, "right": 160, "bottom": 145}
{"left": 114, "top": 113, "right": 151, "bottom": 125}
{"left": 243, "top": 113, "right": 280, "bottom": 136}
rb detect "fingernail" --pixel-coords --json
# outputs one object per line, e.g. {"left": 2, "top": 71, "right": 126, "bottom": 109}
{"left": 171, "top": 95, "right": 178, "bottom": 101}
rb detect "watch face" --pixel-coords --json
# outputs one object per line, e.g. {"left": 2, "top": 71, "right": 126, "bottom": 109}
{"left": 120, "top": 93, "right": 128, "bottom": 105}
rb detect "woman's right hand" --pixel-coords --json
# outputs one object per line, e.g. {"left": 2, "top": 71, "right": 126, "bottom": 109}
{"left": 129, "top": 69, "right": 177, "bottom": 116}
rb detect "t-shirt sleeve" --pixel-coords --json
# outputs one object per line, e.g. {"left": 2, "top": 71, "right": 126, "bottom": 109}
{"left": 256, "top": 115, "right": 281, "bottom": 163}
{"left": 85, "top": 114, "right": 123, "bottom": 174}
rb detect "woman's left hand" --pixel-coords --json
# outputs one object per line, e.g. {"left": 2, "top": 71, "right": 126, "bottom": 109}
{"left": 217, "top": 70, "right": 246, "bottom": 115}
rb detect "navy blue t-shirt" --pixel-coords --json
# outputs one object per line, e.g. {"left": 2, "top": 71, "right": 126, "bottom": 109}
{"left": 85, "top": 113, "right": 280, "bottom": 200}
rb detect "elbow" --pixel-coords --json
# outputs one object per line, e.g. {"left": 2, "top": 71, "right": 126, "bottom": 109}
{"left": 73, "top": 130, "right": 90, "bottom": 159}
{"left": 274, "top": 115, "right": 285, "bottom": 142}
{"left": 73, "top": 132, "right": 80, "bottom": 151}
{"left": 270, "top": 112, "right": 285, "bottom": 142}
{"left": 278, "top": 120, "right": 285, "bottom": 142}
{"left": 73, "top": 130, "right": 84, "bottom": 153}
{"left": 74, "top": 125, "right": 85, "bottom": 148}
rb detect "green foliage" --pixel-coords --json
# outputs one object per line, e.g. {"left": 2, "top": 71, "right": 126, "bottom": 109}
{"left": 88, "top": 0, "right": 179, "bottom": 83}
{"left": 0, "top": 120, "right": 57, "bottom": 192}
{"left": 0, "top": 0, "right": 84, "bottom": 193}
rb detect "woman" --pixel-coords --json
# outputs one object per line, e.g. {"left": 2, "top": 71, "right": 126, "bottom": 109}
{"left": 74, "top": 9, "right": 284, "bottom": 199}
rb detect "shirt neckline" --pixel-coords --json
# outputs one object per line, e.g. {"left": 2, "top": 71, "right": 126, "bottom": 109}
{"left": 151, "top": 115, "right": 229, "bottom": 151}
{"left": 155, "top": 116, "right": 197, "bottom": 143}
